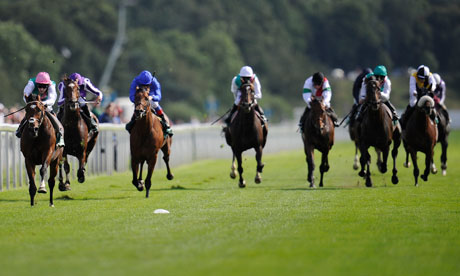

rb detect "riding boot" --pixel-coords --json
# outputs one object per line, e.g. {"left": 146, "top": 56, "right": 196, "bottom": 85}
{"left": 159, "top": 114, "right": 173, "bottom": 136}
{"left": 125, "top": 114, "right": 136, "bottom": 133}
{"left": 15, "top": 117, "right": 27, "bottom": 138}
{"left": 81, "top": 105, "right": 98, "bottom": 134}
{"left": 384, "top": 100, "right": 400, "bottom": 122}
{"left": 254, "top": 104, "right": 267, "bottom": 125}
{"left": 46, "top": 110, "right": 65, "bottom": 147}
{"left": 225, "top": 104, "right": 238, "bottom": 126}
{"left": 400, "top": 105, "right": 414, "bottom": 130}
{"left": 326, "top": 107, "right": 340, "bottom": 127}
{"left": 440, "top": 103, "right": 451, "bottom": 123}
{"left": 57, "top": 105, "right": 64, "bottom": 121}
{"left": 347, "top": 104, "right": 358, "bottom": 126}
{"left": 298, "top": 107, "right": 310, "bottom": 132}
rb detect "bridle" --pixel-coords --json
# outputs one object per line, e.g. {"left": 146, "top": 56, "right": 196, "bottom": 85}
{"left": 26, "top": 101, "right": 45, "bottom": 136}
{"left": 366, "top": 80, "right": 381, "bottom": 110}
{"left": 134, "top": 89, "right": 151, "bottom": 120}
{"left": 239, "top": 83, "right": 255, "bottom": 112}
{"left": 65, "top": 81, "right": 80, "bottom": 111}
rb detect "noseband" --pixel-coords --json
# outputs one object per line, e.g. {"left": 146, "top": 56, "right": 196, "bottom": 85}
{"left": 26, "top": 101, "right": 45, "bottom": 135}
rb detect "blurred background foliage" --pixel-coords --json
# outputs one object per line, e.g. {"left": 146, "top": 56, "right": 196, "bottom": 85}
{"left": 0, "top": 0, "right": 459, "bottom": 122}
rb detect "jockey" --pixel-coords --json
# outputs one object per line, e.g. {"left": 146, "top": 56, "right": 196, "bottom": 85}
{"left": 400, "top": 65, "right": 437, "bottom": 128}
{"left": 356, "top": 65, "right": 399, "bottom": 123}
{"left": 57, "top": 73, "right": 102, "bottom": 134}
{"left": 225, "top": 65, "right": 267, "bottom": 126}
{"left": 125, "top": 70, "right": 173, "bottom": 136}
{"left": 433, "top": 72, "right": 450, "bottom": 123}
{"left": 15, "top": 72, "right": 65, "bottom": 147}
{"left": 299, "top": 72, "right": 339, "bottom": 130}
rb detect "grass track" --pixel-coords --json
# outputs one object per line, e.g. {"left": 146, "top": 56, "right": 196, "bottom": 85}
{"left": 1, "top": 131, "right": 460, "bottom": 276}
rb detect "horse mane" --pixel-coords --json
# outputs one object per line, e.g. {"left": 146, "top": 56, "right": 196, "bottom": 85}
{"left": 418, "top": 95, "right": 435, "bottom": 108}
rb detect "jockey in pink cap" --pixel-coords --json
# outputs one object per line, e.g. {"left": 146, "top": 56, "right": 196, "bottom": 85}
{"left": 16, "top": 72, "right": 65, "bottom": 147}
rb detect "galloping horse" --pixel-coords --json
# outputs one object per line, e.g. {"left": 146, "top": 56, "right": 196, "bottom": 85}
{"left": 301, "top": 98, "right": 334, "bottom": 187}
{"left": 58, "top": 77, "right": 98, "bottom": 189}
{"left": 403, "top": 95, "right": 438, "bottom": 186}
{"left": 358, "top": 80, "right": 401, "bottom": 187}
{"left": 130, "top": 87, "right": 173, "bottom": 197}
{"left": 434, "top": 102, "right": 450, "bottom": 176}
{"left": 20, "top": 95, "right": 63, "bottom": 206}
{"left": 224, "top": 83, "right": 268, "bottom": 188}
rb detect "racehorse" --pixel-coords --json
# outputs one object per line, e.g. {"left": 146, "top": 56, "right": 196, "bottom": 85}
{"left": 224, "top": 82, "right": 268, "bottom": 188}
{"left": 58, "top": 77, "right": 98, "bottom": 189}
{"left": 402, "top": 95, "right": 438, "bottom": 186}
{"left": 358, "top": 80, "right": 401, "bottom": 187}
{"left": 20, "top": 95, "right": 63, "bottom": 206}
{"left": 301, "top": 98, "right": 334, "bottom": 187}
{"left": 434, "top": 102, "right": 450, "bottom": 176}
{"left": 130, "top": 87, "right": 173, "bottom": 197}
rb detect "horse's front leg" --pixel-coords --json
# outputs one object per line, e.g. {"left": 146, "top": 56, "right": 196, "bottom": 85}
{"left": 319, "top": 150, "right": 330, "bottom": 187}
{"left": 254, "top": 146, "right": 264, "bottom": 184}
{"left": 305, "top": 144, "right": 315, "bottom": 188}
{"left": 379, "top": 148, "right": 389, "bottom": 174}
{"left": 63, "top": 155, "right": 71, "bottom": 190}
{"left": 234, "top": 151, "right": 245, "bottom": 188}
{"left": 358, "top": 145, "right": 368, "bottom": 178}
{"left": 131, "top": 158, "right": 143, "bottom": 191}
{"left": 145, "top": 153, "right": 159, "bottom": 198}
{"left": 409, "top": 150, "right": 419, "bottom": 186}
{"left": 230, "top": 155, "right": 237, "bottom": 179}
{"left": 440, "top": 138, "right": 448, "bottom": 176}
{"left": 391, "top": 140, "right": 400, "bottom": 185}
{"left": 26, "top": 160, "right": 37, "bottom": 206}
{"left": 77, "top": 152, "right": 87, "bottom": 183}
{"left": 421, "top": 150, "right": 432, "bottom": 182}
{"left": 38, "top": 150, "right": 53, "bottom": 194}
{"left": 353, "top": 144, "right": 359, "bottom": 170}
{"left": 59, "top": 154, "right": 71, "bottom": 191}
{"left": 48, "top": 158, "right": 60, "bottom": 207}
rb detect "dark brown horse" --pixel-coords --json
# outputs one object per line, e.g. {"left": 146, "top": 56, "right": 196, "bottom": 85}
{"left": 224, "top": 83, "right": 268, "bottom": 188}
{"left": 58, "top": 77, "right": 98, "bottom": 188}
{"left": 20, "top": 95, "right": 63, "bottom": 206}
{"left": 130, "top": 87, "right": 173, "bottom": 197}
{"left": 301, "top": 98, "right": 334, "bottom": 187}
{"left": 358, "top": 80, "right": 401, "bottom": 187}
{"left": 402, "top": 95, "right": 438, "bottom": 186}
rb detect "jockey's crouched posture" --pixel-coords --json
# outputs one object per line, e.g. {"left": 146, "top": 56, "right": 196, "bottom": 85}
{"left": 225, "top": 66, "right": 267, "bottom": 126}
{"left": 298, "top": 72, "right": 339, "bottom": 131}
{"left": 125, "top": 70, "right": 173, "bottom": 136}
{"left": 355, "top": 65, "right": 399, "bottom": 124}
{"left": 15, "top": 72, "right": 65, "bottom": 147}
{"left": 57, "top": 73, "right": 102, "bottom": 134}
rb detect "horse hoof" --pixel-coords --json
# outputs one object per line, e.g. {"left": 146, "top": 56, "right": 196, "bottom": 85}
{"left": 358, "top": 171, "right": 365, "bottom": 177}
{"left": 353, "top": 164, "right": 359, "bottom": 170}
{"left": 58, "top": 184, "right": 67, "bottom": 192}
{"left": 255, "top": 177, "right": 261, "bottom": 184}
{"left": 442, "top": 170, "right": 446, "bottom": 176}
{"left": 38, "top": 188, "right": 47, "bottom": 194}
{"left": 167, "top": 174, "right": 174, "bottom": 180}
{"left": 238, "top": 181, "right": 246, "bottom": 188}
{"left": 137, "top": 185, "right": 144, "bottom": 191}
{"left": 431, "top": 168, "right": 438, "bottom": 174}
{"left": 392, "top": 176, "right": 399, "bottom": 185}
{"left": 365, "top": 179, "right": 372, "bottom": 187}
{"left": 421, "top": 175, "right": 428, "bottom": 181}
{"left": 78, "top": 176, "right": 85, "bottom": 183}
{"left": 309, "top": 183, "right": 316, "bottom": 188}
{"left": 50, "top": 204, "right": 55, "bottom": 208}
{"left": 403, "top": 162, "right": 410, "bottom": 168}
{"left": 230, "top": 172, "right": 236, "bottom": 179}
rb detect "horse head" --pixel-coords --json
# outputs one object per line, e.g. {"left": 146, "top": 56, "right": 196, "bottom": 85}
{"left": 64, "top": 76, "right": 80, "bottom": 112}
{"left": 417, "top": 95, "right": 435, "bottom": 116}
{"left": 134, "top": 86, "right": 151, "bottom": 120}
{"left": 24, "top": 100, "right": 46, "bottom": 137}
{"left": 239, "top": 82, "right": 255, "bottom": 113}
{"left": 309, "top": 98, "right": 327, "bottom": 131}
{"left": 365, "top": 79, "right": 382, "bottom": 111}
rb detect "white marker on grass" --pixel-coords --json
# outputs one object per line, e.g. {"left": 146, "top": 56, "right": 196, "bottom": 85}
{"left": 154, "top": 209, "right": 170, "bottom": 214}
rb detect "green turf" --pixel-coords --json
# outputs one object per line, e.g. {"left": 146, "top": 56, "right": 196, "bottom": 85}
{"left": 1, "top": 131, "right": 459, "bottom": 276}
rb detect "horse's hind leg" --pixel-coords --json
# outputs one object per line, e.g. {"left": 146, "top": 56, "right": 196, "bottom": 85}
{"left": 353, "top": 144, "right": 359, "bottom": 170}
{"left": 409, "top": 151, "right": 419, "bottom": 186}
{"left": 63, "top": 156, "right": 71, "bottom": 189}
{"left": 59, "top": 155, "right": 71, "bottom": 191}
{"left": 230, "top": 155, "right": 236, "bottom": 179}
{"left": 254, "top": 146, "right": 264, "bottom": 184}
{"left": 235, "top": 152, "right": 245, "bottom": 188}
{"left": 161, "top": 142, "right": 174, "bottom": 180}
{"left": 421, "top": 151, "right": 432, "bottom": 182}
{"left": 391, "top": 138, "right": 400, "bottom": 185}
{"left": 38, "top": 162, "right": 49, "bottom": 194}
{"left": 26, "top": 161, "right": 37, "bottom": 206}
{"left": 77, "top": 152, "right": 87, "bottom": 183}
{"left": 131, "top": 159, "right": 144, "bottom": 191}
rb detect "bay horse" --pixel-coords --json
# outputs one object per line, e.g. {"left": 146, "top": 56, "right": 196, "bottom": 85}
{"left": 402, "top": 95, "right": 438, "bottom": 186}
{"left": 224, "top": 83, "right": 268, "bottom": 188}
{"left": 358, "top": 80, "right": 401, "bottom": 187}
{"left": 58, "top": 77, "right": 98, "bottom": 189}
{"left": 301, "top": 98, "right": 334, "bottom": 187}
{"left": 130, "top": 87, "right": 173, "bottom": 197}
{"left": 20, "top": 95, "right": 63, "bottom": 206}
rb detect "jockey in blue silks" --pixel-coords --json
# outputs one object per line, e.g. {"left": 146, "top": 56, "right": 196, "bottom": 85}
{"left": 125, "top": 70, "right": 172, "bottom": 136}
